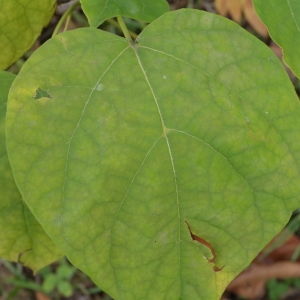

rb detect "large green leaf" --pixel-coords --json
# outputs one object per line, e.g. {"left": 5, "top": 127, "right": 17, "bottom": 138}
{"left": 0, "top": 71, "right": 62, "bottom": 272}
{"left": 6, "top": 9, "right": 300, "bottom": 299}
{"left": 0, "top": 0, "right": 56, "bottom": 70}
{"left": 252, "top": 0, "right": 300, "bottom": 78}
{"left": 80, "top": 0, "right": 169, "bottom": 27}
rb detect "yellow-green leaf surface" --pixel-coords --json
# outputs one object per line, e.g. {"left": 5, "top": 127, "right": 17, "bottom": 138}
{"left": 6, "top": 9, "right": 300, "bottom": 299}
{"left": 253, "top": 0, "right": 300, "bottom": 78}
{"left": 80, "top": 0, "right": 169, "bottom": 27}
{"left": 0, "top": 0, "right": 56, "bottom": 70}
{"left": 0, "top": 71, "right": 62, "bottom": 272}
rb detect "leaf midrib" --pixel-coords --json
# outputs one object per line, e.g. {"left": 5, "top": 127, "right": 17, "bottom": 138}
{"left": 132, "top": 43, "right": 182, "bottom": 296}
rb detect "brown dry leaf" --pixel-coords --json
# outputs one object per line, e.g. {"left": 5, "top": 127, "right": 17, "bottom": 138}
{"left": 243, "top": 0, "right": 268, "bottom": 37}
{"left": 227, "top": 262, "right": 300, "bottom": 299}
{"left": 215, "top": 0, "right": 228, "bottom": 17}
{"left": 35, "top": 291, "right": 51, "bottom": 300}
{"left": 215, "top": 0, "right": 244, "bottom": 21}
{"left": 215, "top": 0, "right": 268, "bottom": 36}
{"left": 226, "top": 235, "right": 300, "bottom": 299}
{"left": 227, "top": 0, "right": 243, "bottom": 23}
{"left": 256, "top": 234, "right": 300, "bottom": 264}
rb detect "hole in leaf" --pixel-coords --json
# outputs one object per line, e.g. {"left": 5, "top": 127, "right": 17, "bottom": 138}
{"left": 33, "top": 88, "right": 52, "bottom": 100}
{"left": 185, "top": 221, "right": 224, "bottom": 272}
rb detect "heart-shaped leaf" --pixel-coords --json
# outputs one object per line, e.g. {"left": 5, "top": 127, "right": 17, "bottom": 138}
{"left": 6, "top": 10, "right": 300, "bottom": 299}
{"left": 0, "top": 0, "right": 56, "bottom": 70}
{"left": 252, "top": 0, "right": 300, "bottom": 78}
{"left": 80, "top": 0, "right": 169, "bottom": 27}
{"left": 0, "top": 71, "right": 62, "bottom": 272}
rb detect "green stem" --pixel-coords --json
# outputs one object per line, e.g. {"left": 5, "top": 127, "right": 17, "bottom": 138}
{"left": 64, "top": 14, "right": 72, "bottom": 32}
{"left": 107, "top": 18, "right": 138, "bottom": 39}
{"left": 117, "top": 16, "right": 133, "bottom": 43}
{"left": 52, "top": 0, "right": 80, "bottom": 37}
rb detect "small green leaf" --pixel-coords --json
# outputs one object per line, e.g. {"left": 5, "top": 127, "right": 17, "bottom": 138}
{"left": 56, "top": 262, "right": 76, "bottom": 279}
{"left": 42, "top": 273, "right": 57, "bottom": 293}
{"left": 292, "top": 278, "right": 300, "bottom": 288}
{"left": 252, "top": 0, "right": 300, "bottom": 78}
{"left": 0, "top": 70, "right": 62, "bottom": 272}
{"left": 80, "top": 0, "right": 169, "bottom": 27}
{"left": 267, "top": 279, "right": 290, "bottom": 300}
{"left": 6, "top": 9, "right": 300, "bottom": 299}
{"left": 0, "top": 0, "right": 56, "bottom": 70}
{"left": 57, "top": 281, "right": 73, "bottom": 297}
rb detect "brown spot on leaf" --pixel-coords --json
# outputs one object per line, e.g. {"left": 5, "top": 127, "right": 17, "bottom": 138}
{"left": 17, "top": 248, "right": 32, "bottom": 263}
{"left": 185, "top": 221, "right": 224, "bottom": 272}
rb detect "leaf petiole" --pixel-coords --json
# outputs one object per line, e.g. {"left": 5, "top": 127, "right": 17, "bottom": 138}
{"left": 107, "top": 18, "right": 138, "bottom": 39}
{"left": 52, "top": 0, "right": 80, "bottom": 37}
{"left": 117, "top": 16, "right": 133, "bottom": 43}
{"left": 63, "top": 14, "right": 72, "bottom": 32}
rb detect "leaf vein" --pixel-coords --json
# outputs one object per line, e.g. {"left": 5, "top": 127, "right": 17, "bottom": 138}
{"left": 286, "top": 0, "right": 300, "bottom": 32}
{"left": 61, "top": 46, "right": 130, "bottom": 232}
